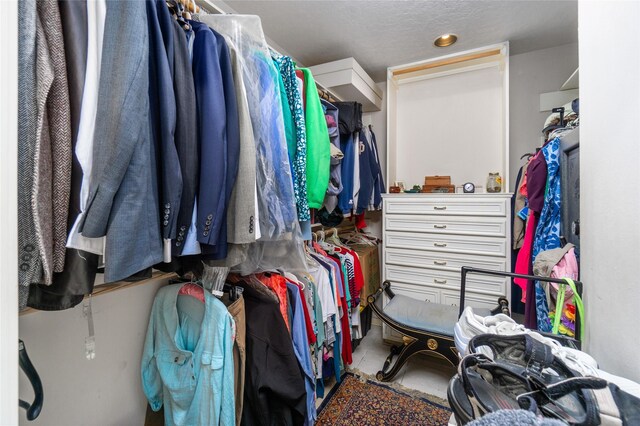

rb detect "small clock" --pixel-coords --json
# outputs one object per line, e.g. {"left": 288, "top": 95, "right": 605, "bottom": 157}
{"left": 463, "top": 182, "right": 475, "bottom": 193}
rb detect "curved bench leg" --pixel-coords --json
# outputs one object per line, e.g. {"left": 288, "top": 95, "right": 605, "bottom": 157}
{"left": 376, "top": 341, "right": 420, "bottom": 382}
{"left": 379, "top": 344, "right": 402, "bottom": 377}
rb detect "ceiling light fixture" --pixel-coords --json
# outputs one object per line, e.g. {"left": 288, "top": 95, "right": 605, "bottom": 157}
{"left": 434, "top": 33, "right": 458, "bottom": 47}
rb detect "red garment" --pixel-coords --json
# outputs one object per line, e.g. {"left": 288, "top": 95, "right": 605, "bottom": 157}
{"left": 514, "top": 212, "right": 538, "bottom": 302}
{"left": 339, "top": 294, "right": 353, "bottom": 365}
{"left": 288, "top": 279, "right": 317, "bottom": 345}
{"left": 353, "top": 255, "right": 364, "bottom": 295}
{"left": 295, "top": 69, "right": 306, "bottom": 110}
{"left": 258, "top": 273, "right": 290, "bottom": 332}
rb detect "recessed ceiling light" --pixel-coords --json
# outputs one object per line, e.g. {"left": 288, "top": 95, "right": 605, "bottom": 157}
{"left": 434, "top": 33, "right": 458, "bottom": 47}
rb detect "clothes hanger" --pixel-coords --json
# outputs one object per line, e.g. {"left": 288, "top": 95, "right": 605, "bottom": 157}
{"left": 178, "top": 281, "right": 205, "bottom": 303}
{"left": 167, "top": 0, "right": 191, "bottom": 31}
{"left": 341, "top": 230, "right": 376, "bottom": 246}
{"left": 328, "top": 228, "right": 346, "bottom": 247}
{"left": 200, "top": 263, "right": 231, "bottom": 297}
{"left": 19, "top": 340, "right": 43, "bottom": 421}
{"left": 520, "top": 152, "right": 535, "bottom": 160}
{"left": 223, "top": 283, "right": 243, "bottom": 301}
{"left": 303, "top": 241, "right": 316, "bottom": 264}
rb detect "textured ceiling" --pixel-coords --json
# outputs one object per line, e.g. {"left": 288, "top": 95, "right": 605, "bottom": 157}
{"left": 220, "top": 0, "right": 578, "bottom": 82}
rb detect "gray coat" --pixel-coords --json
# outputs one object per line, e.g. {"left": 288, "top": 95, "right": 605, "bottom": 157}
{"left": 28, "top": 0, "right": 98, "bottom": 311}
{"left": 35, "top": 0, "right": 73, "bottom": 279}
{"left": 18, "top": 0, "right": 72, "bottom": 310}
{"left": 170, "top": 18, "right": 198, "bottom": 256}
{"left": 18, "top": 0, "right": 40, "bottom": 308}
{"left": 79, "top": 0, "right": 163, "bottom": 282}
{"left": 225, "top": 43, "right": 257, "bottom": 244}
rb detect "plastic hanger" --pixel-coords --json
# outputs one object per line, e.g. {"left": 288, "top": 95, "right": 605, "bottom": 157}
{"left": 328, "top": 228, "right": 346, "bottom": 248}
{"left": 178, "top": 282, "right": 205, "bottom": 303}
{"left": 341, "top": 230, "right": 376, "bottom": 246}
{"left": 19, "top": 340, "right": 43, "bottom": 421}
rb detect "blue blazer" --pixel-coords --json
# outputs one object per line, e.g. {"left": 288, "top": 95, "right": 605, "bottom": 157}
{"left": 79, "top": 0, "right": 163, "bottom": 282}
{"left": 190, "top": 21, "right": 239, "bottom": 257}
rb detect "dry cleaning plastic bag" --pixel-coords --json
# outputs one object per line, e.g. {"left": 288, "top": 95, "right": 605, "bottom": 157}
{"left": 200, "top": 14, "right": 306, "bottom": 273}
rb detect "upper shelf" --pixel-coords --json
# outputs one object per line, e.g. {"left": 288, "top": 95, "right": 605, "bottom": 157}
{"left": 309, "top": 58, "right": 383, "bottom": 112}
{"left": 561, "top": 68, "right": 579, "bottom": 91}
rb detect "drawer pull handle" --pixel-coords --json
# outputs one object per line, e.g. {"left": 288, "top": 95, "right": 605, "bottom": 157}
{"left": 433, "top": 224, "right": 447, "bottom": 229}
{"left": 434, "top": 206, "right": 447, "bottom": 211}
{"left": 433, "top": 260, "right": 447, "bottom": 266}
{"left": 434, "top": 279, "right": 447, "bottom": 284}
{"left": 434, "top": 242, "right": 447, "bottom": 247}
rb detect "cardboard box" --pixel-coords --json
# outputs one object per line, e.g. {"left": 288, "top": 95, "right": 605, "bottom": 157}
{"left": 351, "top": 244, "right": 380, "bottom": 306}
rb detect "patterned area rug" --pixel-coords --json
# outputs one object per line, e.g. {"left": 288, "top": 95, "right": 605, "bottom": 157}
{"left": 317, "top": 372, "right": 452, "bottom": 425}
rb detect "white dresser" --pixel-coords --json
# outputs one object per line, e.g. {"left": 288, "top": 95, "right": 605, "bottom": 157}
{"left": 381, "top": 193, "right": 512, "bottom": 341}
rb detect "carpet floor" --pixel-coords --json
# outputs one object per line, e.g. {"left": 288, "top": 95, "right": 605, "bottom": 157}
{"left": 317, "top": 372, "right": 452, "bottom": 425}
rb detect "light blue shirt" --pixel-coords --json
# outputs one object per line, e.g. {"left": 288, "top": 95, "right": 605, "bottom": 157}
{"left": 286, "top": 282, "right": 317, "bottom": 425}
{"left": 141, "top": 284, "right": 235, "bottom": 426}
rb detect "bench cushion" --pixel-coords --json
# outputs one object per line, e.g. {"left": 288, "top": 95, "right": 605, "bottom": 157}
{"left": 383, "top": 294, "right": 491, "bottom": 337}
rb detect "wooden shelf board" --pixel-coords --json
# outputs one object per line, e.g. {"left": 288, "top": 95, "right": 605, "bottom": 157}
{"left": 19, "top": 271, "right": 177, "bottom": 316}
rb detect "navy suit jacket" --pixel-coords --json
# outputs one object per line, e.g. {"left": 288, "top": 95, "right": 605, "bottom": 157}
{"left": 190, "top": 21, "right": 240, "bottom": 258}
{"left": 202, "top": 28, "right": 240, "bottom": 260}
{"left": 148, "top": 0, "right": 182, "bottom": 240}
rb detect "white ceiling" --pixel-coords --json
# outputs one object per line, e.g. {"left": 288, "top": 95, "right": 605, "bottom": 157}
{"left": 218, "top": 0, "right": 578, "bottom": 82}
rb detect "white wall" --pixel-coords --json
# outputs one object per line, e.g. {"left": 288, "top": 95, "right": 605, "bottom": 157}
{"left": 579, "top": 1, "right": 640, "bottom": 382}
{"left": 509, "top": 43, "right": 578, "bottom": 189}
{"left": 377, "top": 43, "right": 579, "bottom": 194}
{"left": 18, "top": 278, "right": 168, "bottom": 425}
{"left": 394, "top": 65, "right": 505, "bottom": 189}
{"left": 0, "top": 2, "right": 19, "bottom": 424}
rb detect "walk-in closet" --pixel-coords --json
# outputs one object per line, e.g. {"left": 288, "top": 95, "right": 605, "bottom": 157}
{"left": 1, "top": 1, "right": 639, "bottom": 425}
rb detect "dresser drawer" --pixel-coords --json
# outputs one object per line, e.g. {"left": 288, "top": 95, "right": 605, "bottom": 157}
{"left": 386, "top": 281, "right": 441, "bottom": 304}
{"left": 385, "top": 197, "right": 507, "bottom": 217}
{"left": 385, "top": 247, "right": 507, "bottom": 273}
{"left": 385, "top": 214, "right": 507, "bottom": 237}
{"left": 386, "top": 231, "right": 507, "bottom": 257}
{"left": 385, "top": 264, "right": 507, "bottom": 296}
{"left": 441, "top": 290, "right": 502, "bottom": 311}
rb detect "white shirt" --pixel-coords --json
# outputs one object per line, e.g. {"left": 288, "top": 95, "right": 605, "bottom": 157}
{"left": 309, "top": 262, "right": 337, "bottom": 323}
{"left": 348, "top": 132, "right": 360, "bottom": 218}
{"left": 66, "top": 0, "right": 106, "bottom": 255}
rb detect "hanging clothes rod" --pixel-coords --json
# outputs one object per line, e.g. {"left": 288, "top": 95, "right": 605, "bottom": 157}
{"left": 311, "top": 224, "right": 358, "bottom": 237}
